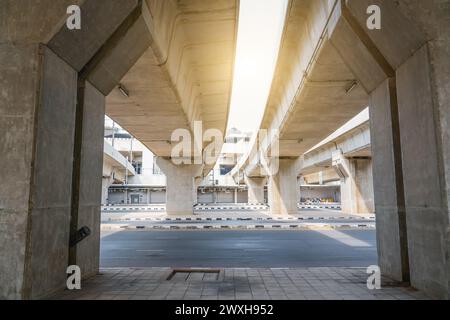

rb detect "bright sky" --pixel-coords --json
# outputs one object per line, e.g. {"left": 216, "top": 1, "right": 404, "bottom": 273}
{"left": 226, "top": 0, "right": 288, "bottom": 134}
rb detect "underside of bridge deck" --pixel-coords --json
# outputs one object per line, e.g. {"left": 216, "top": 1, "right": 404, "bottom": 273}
{"left": 0, "top": 0, "right": 448, "bottom": 300}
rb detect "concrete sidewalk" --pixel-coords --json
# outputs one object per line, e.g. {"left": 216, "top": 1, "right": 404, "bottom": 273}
{"left": 52, "top": 267, "right": 428, "bottom": 300}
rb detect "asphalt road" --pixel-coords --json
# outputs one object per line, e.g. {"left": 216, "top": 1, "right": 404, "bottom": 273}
{"left": 100, "top": 230, "right": 377, "bottom": 268}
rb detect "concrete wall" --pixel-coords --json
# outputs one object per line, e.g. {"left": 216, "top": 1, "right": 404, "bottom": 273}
{"left": 216, "top": 191, "right": 235, "bottom": 203}
{"left": 198, "top": 192, "right": 214, "bottom": 204}
{"left": 108, "top": 189, "right": 166, "bottom": 204}
{"left": 300, "top": 186, "right": 340, "bottom": 203}
{"left": 198, "top": 189, "right": 248, "bottom": 204}
{"left": 237, "top": 190, "right": 248, "bottom": 204}
{"left": 107, "top": 188, "right": 252, "bottom": 205}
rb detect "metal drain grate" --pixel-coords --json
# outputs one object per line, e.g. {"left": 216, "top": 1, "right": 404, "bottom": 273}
{"left": 166, "top": 269, "right": 220, "bottom": 281}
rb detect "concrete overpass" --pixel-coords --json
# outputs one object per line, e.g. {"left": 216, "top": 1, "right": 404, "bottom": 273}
{"left": 300, "top": 108, "right": 373, "bottom": 214}
{"left": 0, "top": 0, "right": 449, "bottom": 301}
{"left": 232, "top": 0, "right": 450, "bottom": 299}
{"left": 232, "top": 0, "right": 369, "bottom": 214}
{"left": 0, "top": 0, "right": 237, "bottom": 299}
{"left": 103, "top": 0, "right": 238, "bottom": 215}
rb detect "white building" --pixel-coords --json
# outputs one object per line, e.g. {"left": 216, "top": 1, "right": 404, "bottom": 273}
{"left": 102, "top": 117, "right": 254, "bottom": 205}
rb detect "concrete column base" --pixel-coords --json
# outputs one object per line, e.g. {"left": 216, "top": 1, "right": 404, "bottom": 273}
{"left": 244, "top": 176, "right": 266, "bottom": 205}
{"left": 156, "top": 158, "right": 202, "bottom": 215}
{"left": 333, "top": 151, "right": 374, "bottom": 215}
{"left": 101, "top": 177, "right": 113, "bottom": 205}
{"left": 193, "top": 177, "right": 202, "bottom": 205}
{"left": 268, "top": 159, "right": 299, "bottom": 216}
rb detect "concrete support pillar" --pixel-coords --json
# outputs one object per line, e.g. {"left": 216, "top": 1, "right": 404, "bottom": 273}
{"left": 333, "top": 151, "right": 374, "bottom": 215}
{"left": 0, "top": 45, "right": 78, "bottom": 299}
{"left": 69, "top": 81, "right": 105, "bottom": 278}
{"left": 156, "top": 158, "right": 202, "bottom": 215}
{"left": 244, "top": 176, "right": 266, "bottom": 205}
{"left": 268, "top": 159, "right": 299, "bottom": 216}
{"left": 370, "top": 78, "right": 410, "bottom": 284}
{"left": 370, "top": 43, "right": 450, "bottom": 298}
{"left": 101, "top": 177, "right": 113, "bottom": 205}
{"left": 0, "top": 0, "right": 147, "bottom": 300}
{"left": 395, "top": 43, "right": 450, "bottom": 298}
{"left": 193, "top": 177, "right": 202, "bottom": 205}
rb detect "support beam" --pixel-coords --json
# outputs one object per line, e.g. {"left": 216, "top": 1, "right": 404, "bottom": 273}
{"left": 156, "top": 158, "right": 202, "bottom": 215}
{"left": 244, "top": 176, "right": 266, "bottom": 205}
{"left": 268, "top": 159, "right": 299, "bottom": 216}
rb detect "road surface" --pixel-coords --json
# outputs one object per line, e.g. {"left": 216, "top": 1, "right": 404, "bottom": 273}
{"left": 100, "top": 230, "right": 377, "bottom": 268}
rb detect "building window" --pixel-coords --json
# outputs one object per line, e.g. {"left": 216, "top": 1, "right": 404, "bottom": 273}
{"left": 133, "top": 162, "right": 142, "bottom": 175}
{"left": 220, "top": 165, "right": 234, "bottom": 175}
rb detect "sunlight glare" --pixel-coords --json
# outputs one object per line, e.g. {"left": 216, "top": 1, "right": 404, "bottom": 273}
{"left": 227, "top": 0, "right": 288, "bottom": 134}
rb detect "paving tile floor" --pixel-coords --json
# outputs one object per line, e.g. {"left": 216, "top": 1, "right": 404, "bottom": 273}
{"left": 52, "top": 267, "right": 429, "bottom": 300}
